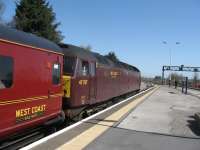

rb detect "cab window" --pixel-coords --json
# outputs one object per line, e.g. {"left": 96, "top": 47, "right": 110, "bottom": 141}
{"left": 81, "top": 61, "right": 89, "bottom": 76}
{"left": 90, "top": 62, "right": 96, "bottom": 76}
{"left": 0, "top": 55, "right": 13, "bottom": 89}
{"left": 52, "top": 63, "right": 61, "bottom": 85}
{"left": 63, "top": 56, "right": 76, "bottom": 75}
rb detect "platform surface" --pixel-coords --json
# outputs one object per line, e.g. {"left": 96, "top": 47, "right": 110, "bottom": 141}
{"left": 118, "top": 86, "right": 200, "bottom": 138}
{"left": 85, "top": 86, "right": 200, "bottom": 150}
{"left": 185, "top": 88, "right": 200, "bottom": 98}
{"left": 25, "top": 86, "right": 200, "bottom": 150}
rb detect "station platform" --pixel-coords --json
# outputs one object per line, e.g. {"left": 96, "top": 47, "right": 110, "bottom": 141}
{"left": 22, "top": 86, "right": 200, "bottom": 150}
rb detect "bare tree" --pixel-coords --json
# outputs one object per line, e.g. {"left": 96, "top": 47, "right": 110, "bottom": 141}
{"left": 193, "top": 72, "right": 199, "bottom": 88}
{"left": 168, "top": 73, "right": 183, "bottom": 81}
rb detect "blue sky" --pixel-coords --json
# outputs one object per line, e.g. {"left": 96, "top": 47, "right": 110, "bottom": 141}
{"left": 1, "top": 0, "right": 200, "bottom": 77}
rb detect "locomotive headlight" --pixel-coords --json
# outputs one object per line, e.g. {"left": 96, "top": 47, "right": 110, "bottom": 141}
{"left": 63, "top": 75, "right": 71, "bottom": 98}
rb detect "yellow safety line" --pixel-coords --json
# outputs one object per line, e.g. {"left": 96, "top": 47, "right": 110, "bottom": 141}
{"left": 57, "top": 86, "right": 159, "bottom": 150}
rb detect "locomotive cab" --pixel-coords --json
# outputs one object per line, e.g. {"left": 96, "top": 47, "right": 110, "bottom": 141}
{"left": 62, "top": 55, "right": 96, "bottom": 108}
{"left": 60, "top": 43, "right": 141, "bottom": 119}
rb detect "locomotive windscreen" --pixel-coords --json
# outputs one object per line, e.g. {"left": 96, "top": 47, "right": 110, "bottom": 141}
{"left": 63, "top": 56, "right": 76, "bottom": 75}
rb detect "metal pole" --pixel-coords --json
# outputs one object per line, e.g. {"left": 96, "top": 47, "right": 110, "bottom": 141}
{"left": 169, "top": 49, "right": 172, "bottom": 86}
{"left": 185, "top": 77, "right": 188, "bottom": 94}
{"left": 162, "top": 67, "right": 164, "bottom": 85}
{"left": 182, "top": 80, "right": 184, "bottom": 93}
{"left": 169, "top": 48, "right": 172, "bottom": 67}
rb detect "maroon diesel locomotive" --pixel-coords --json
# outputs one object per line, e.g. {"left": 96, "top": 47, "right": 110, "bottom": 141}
{"left": 60, "top": 44, "right": 141, "bottom": 118}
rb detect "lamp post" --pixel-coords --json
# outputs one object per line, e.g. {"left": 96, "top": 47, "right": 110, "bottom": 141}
{"left": 162, "top": 41, "right": 180, "bottom": 85}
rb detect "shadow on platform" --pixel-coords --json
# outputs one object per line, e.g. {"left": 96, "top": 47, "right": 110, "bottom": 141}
{"left": 187, "top": 115, "right": 200, "bottom": 136}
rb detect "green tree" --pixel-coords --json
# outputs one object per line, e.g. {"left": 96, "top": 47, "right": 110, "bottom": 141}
{"left": 105, "top": 51, "right": 119, "bottom": 62}
{"left": 80, "top": 45, "right": 92, "bottom": 51}
{"left": 14, "top": 0, "right": 63, "bottom": 43}
{"left": 0, "top": 0, "right": 5, "bottom": 23}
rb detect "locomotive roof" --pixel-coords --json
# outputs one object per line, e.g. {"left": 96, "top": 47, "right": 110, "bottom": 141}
{"left": 0, "top": 25, "right": 62, "bottom": 54}
{"left": 60, "top": 43, "right": 140, "bottom": 72}
{"left": 60, "top": 43, "right": 97, "bottom": 61}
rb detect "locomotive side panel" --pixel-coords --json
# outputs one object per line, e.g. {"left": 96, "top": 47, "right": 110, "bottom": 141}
{"left": 61, "top": 44, "right": 141, "bottom": 118}
{"left": 95, "top": 66, "right": 114, "bottom": 104}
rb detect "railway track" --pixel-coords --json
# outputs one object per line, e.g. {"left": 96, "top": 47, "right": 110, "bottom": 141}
{"left": 0, "top": 127, "right": 45, "bottom": 150}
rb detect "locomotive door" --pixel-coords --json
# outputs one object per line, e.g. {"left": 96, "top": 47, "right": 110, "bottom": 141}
{"left": 89, "top": 62, "right": 96, "bottom": 103}
{"left": 0, "top": 51, "right": 14, "bottom": 132}
{"left": 78, "top": 60, "right": 90, "bottom": 105}
{"left": 49, "top": 56, "right": 62, "bottom": 105}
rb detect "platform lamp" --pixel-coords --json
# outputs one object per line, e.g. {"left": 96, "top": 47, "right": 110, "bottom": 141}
{"left": 162, "top": 41, "right": 180, "bottom": 85}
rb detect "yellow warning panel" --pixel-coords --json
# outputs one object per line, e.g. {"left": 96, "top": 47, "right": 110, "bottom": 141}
{"left": 63, "top": 75, "right": 71, "bottom": 98}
